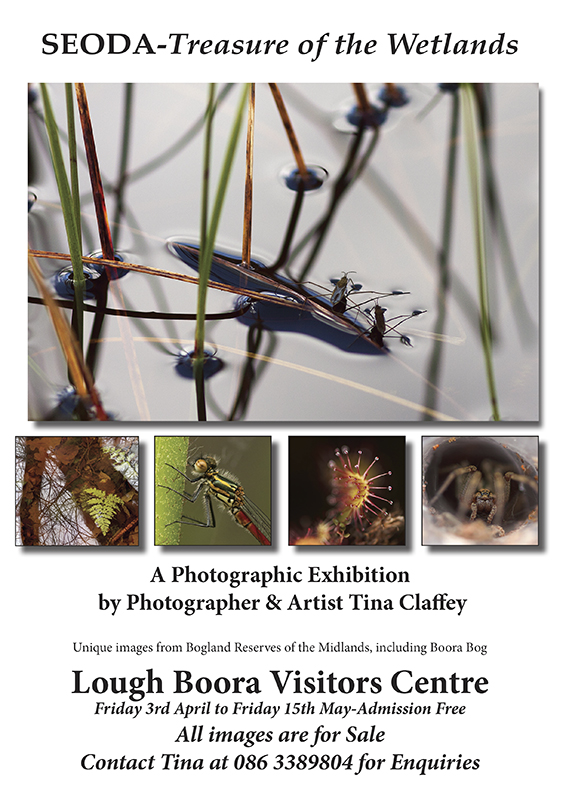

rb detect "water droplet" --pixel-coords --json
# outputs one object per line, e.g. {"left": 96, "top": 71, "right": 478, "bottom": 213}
{"left": 280, "top": 164, "right": 328, "bottom": 192}
{"left": 53, "top": 265, "right": 103, "bottom": 300}
{"left": 378, "top": 84, "right": 409, "bottom": 108}
{"left": 175, "top": 349, "right": 224, "bottom": 379}
{"left": 87, "top": 249, "right": 129, "bottom": 280}
{"left": 334, "top": 103, "right": 388, "bottom": 132}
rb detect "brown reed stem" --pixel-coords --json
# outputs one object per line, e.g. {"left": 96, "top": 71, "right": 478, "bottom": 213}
{"left": 74, "top": 83, "right": 114, "bottom": 260}
{"left": 352, "top": 83, "right": 371, "bottom": 114}
{"left": 242, "top": 83, "right": 255, "bottom": 266}
{"left": 269, "top": 83, "right": 309, "bottom": 182}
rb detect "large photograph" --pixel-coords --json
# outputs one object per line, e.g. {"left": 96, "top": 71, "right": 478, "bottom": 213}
{"left": 28, "top": 83, "right": 538, "bottom": 421}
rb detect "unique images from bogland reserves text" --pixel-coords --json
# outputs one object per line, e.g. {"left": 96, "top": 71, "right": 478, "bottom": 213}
{"left": 28, "top": 83, "right": 538, "bottom": 423}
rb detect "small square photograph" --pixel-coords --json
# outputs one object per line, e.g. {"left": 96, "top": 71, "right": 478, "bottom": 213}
{"left": 155, "top": 436, "right": 271, "bottom": 546}
{"left": 422, "top": 436, "right": 539, "bottom": 545}
{"left": 15, "top": 436, "right": 139, "bottom": 546}
{"left": 289, "top": 436, "right": 405, "bottom": 546}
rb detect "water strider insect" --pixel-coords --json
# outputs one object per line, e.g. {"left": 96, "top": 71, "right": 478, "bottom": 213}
{"left": 328, "top": 272, "right": 363, "bottom": 313}
{"left": 309, "top": 273, "right": 408, "bottom": 316}
{"left": 159, "top": 456, "right": 271, "bottom": 546}
{"left": 423, "top": 437, "right": 538, "bottom": 541}
{"left": 347, "top": 301, "right": 425, "bottom": 348}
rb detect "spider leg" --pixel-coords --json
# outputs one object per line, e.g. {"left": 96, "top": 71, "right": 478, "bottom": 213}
{"left": 489, "top": 470, "right": 509, "bottom": 526}
{"left": 489, "top": 470, "right": 538, "bottom": 531}
{"left": 429, "top": 465, "right": 477, "bottom": 507}
{"left": 486, "top": 501, "right": 497, "bottom": 525}
{"left": 461, "top": 469, "right": 484, "bottom": 519}
{"left": 504, "top": 471, "right": 538, "bottom": 492}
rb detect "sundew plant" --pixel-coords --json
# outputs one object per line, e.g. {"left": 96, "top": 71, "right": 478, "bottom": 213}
{"left": 288, "top": 437, "right": 405, "bottom": 546}
{"left": 28, "top": 83, "right": 538, "bottom": 422}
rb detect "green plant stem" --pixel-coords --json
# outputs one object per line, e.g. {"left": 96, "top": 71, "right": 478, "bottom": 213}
{"left": 194, "top": 84, "right": 215, "bottom": 420}
{"left": 155, "top": 437, "right": 190, "bottom": 545}
{"left": 193, "top": 84, "right": 249, "bottom": 420}
{"left": 200, "top": 84, "right": 215, "bottom": 266}
{"left": 65, "top": 84, "right": 84, "bottom": 368}
{"left": 65, "top": 85, "right": 81, "bottom": 243}
{"left": 40, "top": 83, "right": 85, "bottom": 348}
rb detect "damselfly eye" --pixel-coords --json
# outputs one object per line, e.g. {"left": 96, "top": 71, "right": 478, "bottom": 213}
{"left": 193, "top": 459, "right": 208, "bottom": 473}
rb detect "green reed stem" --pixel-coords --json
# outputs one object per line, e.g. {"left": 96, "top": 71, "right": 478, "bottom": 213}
{"left": 65, "top": 84, "right": 81, "bottom": 243}
{"left": 461, "top": 84, "right": 500, "bottom": 420}
{"left": 40, "top": 83, "right": 85, "bottom": 348}
{"left": 193, "top": 85, "right": 215, "bottom": 419}
{"left": 193, "top": 84, "right": 249, "bottom": 420}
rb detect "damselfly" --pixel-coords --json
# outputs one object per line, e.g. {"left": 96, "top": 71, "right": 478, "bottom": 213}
{"left": 160, "top": 456, "right": 271, "bottom": 546}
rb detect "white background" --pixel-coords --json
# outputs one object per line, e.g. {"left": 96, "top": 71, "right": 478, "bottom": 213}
{"left": 5, "top": 2, "right": 564, "bottom": 798}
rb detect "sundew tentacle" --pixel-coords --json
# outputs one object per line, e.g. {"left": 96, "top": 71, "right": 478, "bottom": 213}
{"left": 328, "top": 446, "right": 393, "bottom": 533}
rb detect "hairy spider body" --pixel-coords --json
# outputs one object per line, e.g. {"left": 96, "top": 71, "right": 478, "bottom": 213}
{"left": 471, "top": 489, "right": 499, "bottom": 523}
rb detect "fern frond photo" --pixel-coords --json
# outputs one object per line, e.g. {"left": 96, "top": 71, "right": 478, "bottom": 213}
{"left": 15, "top": 436, "right": 139, "bottom": 546}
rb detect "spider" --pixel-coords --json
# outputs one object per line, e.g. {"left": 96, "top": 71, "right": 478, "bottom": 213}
{"left": 423, "top": 437, "right": 538, "bottom": 540}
